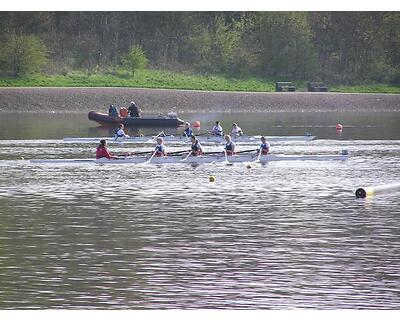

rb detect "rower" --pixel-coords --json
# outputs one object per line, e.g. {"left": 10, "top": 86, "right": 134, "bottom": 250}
{"left": 224, "top": 134, "right": 236, "bottom": 156}
{"left": 258, "top": 136, "right": 270, "bottom": 155}
{"left": 183, "top": 122, "right": 194, "bottom": 138}
{"left": 190, "top": 135, "right": 203, "bottom": 156}
{"left": 96, "top": 140, "right": 116, "bottom": 159}
{"left": 212, "top": 121, "right": 223, "bottom": 136}
{"left": 231, "top": 123, "right": 243, "bottom": 137}
{"left": 154, "top": 137, "right": 167, "bottom": 157}
{"left": 114, "top": 124, "right": 129, "bottom": 140}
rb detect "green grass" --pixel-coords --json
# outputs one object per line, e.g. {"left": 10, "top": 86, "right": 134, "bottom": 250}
{"left": 330, "top": 84, "right": 400, "bottom": 94}
{"left": 0, "top": 69, "right": 399, "bottom": 93}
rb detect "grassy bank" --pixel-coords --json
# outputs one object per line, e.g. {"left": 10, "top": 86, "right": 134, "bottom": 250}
{"left": 0, "top": 69, "right": 399, "bottom": 93}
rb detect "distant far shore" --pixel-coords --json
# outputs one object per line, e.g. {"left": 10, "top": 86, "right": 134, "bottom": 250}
{"left": 0, "top": 87, "right": 399, "bottom": 113}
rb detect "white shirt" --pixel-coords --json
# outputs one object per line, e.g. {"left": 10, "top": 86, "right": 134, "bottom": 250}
{"left": 115, "top": 128, "right": 127, "bottom": 137}
{"left": 231, "top": 126, "right": 243, "bottom": 136}
{"left": 212, "top": 125, "right": 223, "bottom": 136}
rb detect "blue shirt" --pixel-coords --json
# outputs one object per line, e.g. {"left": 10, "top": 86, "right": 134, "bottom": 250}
{"left": 183, "top": 128, "right": 193, "bottom": 137}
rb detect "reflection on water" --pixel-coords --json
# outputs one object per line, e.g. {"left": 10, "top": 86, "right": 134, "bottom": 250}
{"left": 0, "top": 112, "right": 400, "bottom": 309}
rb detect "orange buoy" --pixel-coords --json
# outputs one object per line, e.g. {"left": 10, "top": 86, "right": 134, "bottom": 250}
{"left": 336, "top": 123, "right": 343, "bottom": 130}
{"left": 193, "top": 120, "right": 201, "bottom": 128}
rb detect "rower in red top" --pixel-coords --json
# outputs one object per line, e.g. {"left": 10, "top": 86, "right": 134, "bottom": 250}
{"left": 96, "top": 139, "right": 116, "bottom": 159}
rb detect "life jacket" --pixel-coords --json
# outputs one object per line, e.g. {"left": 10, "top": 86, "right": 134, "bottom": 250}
{"left": 120, "top": 107, "right": 128, "bottom": 117}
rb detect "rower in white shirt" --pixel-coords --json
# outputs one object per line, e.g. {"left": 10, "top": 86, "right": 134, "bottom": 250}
{"left": 114, "top": 124, "right": 129, "bottom": 140}
{"left": 231, "top": 123, "right": 243, "bottom": 137}
{"left": 211, "top": 121, "right": 223, "bottom": 136}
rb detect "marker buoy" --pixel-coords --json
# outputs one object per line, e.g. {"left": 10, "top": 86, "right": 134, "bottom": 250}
{"left": 355, "top": 182, "right": 400, "bottom": 198}
{"left": 20, "top": 156, "right": 25, "bottom": 160}
{"left": 336, "top": 123, "right": 343, "bottom": 130}
{"left": 246, "top": 164, "right": 252, "bottom": 169}
{"left": 209, "top": 176, "right": 216, "bottom": 182}
{"left": 193, "top": 121, "right": 201, "bottom": 128}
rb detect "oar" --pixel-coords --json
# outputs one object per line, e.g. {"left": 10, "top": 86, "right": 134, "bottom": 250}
{"left": 253, "top": 148, "right": 263, "bottom": 163}
{"left": 237, "top": 148, "right": 258, "bottom": 154}
{"left": 146, "top": 131, "right": 164, "bottom": 143}
{"left": 181, "top": 151, "right": 192, "bottom": 162}
{"left": 116, "top": 150, "right": 153, "bottom": 157}
{"left": 117, "top": 149, "right": 189, "bottom": 159}
{"left": 194, "top": 132, "right": 210, "bottom": 137}
{"left": 203, "top": 151, "right": 224, "bottom": 156}
{"left": 223, "top": 150, "right": 233, "bottom": 165}
{"left": 169, "top": 149, "right": 191, "bottom": 156}
{"left": 115, "top": 152, "right": 132, "bottom": 157}
{"left": 145, "top": 149, "right": 158, "bottom": 164}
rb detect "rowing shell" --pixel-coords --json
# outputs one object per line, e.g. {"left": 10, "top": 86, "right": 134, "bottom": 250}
{"left": 30, "top": 153, "right": 349, "bottom": 164}
{"left": 63, "top": 134, "right": 315, "bottom": 144}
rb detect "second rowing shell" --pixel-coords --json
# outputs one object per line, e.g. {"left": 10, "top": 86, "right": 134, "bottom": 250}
{"left": 63, "top": 135, "right": 316, "bottom": 144}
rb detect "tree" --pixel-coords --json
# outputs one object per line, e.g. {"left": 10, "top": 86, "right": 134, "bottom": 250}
{"left": 0, "top": 35, "right": 47, "bottom": 76}
{"left": 122, "top": 44, "right": 148, "bottom": 77}
{"left": 251, "top": 12, "right": 318, "bottom": 79}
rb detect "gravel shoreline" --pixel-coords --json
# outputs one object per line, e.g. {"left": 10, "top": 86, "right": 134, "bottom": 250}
{"left": 0, "top": 87, "right": 399, "bottom": 113}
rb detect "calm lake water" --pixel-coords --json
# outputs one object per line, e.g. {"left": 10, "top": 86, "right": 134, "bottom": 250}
{"left": 0, "top": 111, "right": 400, "bottom": 309}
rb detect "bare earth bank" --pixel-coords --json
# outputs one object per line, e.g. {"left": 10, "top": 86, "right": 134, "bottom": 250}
{"left": 0, "top": 87, "right": 399, "bottom": 113}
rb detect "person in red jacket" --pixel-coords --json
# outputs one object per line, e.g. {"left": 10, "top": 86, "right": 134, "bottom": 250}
{"left": 96, "top": 140, "right": 116, "bottom": 159}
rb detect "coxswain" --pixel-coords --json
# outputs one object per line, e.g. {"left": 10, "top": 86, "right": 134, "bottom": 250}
{"left": 183, "top": 122, "right": 194, "bottom": 138}
{"left": 231, "top": 123, "right": 243, "bottom": 137}
{"left": 224, "top": 134, "right": 236, "bottom": 156}
{"left": 258, "top": 136, "right": 270, "bottom": 155}
{"left": 154, "top": 137, "right": 167, "bottom": 157}
{"left": 212, "top": 121, "right": 223, "bottom": 136}
{"left": 114, "top": 124, "right": 129, "bottom": 140}
{"left": 128, "top": 101, "right": 142, "bottom": 118}
{"left": 96, "top": 140, "right": 116, "bottom": 159}
{"left": 190, "top": 135, "right": 203, "bottom": 156}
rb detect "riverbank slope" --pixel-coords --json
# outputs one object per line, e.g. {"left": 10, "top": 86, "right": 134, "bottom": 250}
{"left": 0, "top": 87, "right": 399, "bottom": 113}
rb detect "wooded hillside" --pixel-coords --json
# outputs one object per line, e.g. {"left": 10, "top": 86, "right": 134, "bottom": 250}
{"left": 0, "top": 12, "right": 399, "bottom": 84}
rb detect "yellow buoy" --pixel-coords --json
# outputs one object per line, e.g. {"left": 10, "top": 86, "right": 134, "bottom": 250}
{"left": 209, "top": 176, "right": 216, "bottom": 182}
{"left": 20, "top": 156, "right": 25, "bottom": 160}
{"left": 246, "top": 164, "right": 252, "bottom": 169}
